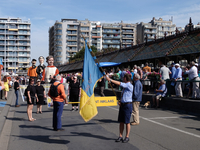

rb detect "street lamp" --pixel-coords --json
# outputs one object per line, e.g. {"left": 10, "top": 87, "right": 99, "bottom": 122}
{"left": 4, "top": 22, "right": 6, "bottom": 73}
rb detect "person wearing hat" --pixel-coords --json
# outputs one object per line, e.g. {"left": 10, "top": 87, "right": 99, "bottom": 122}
{"left": 185, "top": 61, "right": 200, "bottom": 99}
{"left": 14, "top": 77, "right": 20, "bottom": 107}
{"left": 35, "top": 79, "right": 46, "bottom": 113}
{"left": 68, "top": 76, "right": 81, "bottom": 111}
{"left": 174, "top": 63, "right": 183, "bottom": 97}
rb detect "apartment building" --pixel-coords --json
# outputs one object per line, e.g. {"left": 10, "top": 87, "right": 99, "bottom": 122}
{"left": 0, "top": 17, "right": 31, "bottom": 75}
{"left": 49, "top": 19, "right": 136, "bottom": 65}
{"left": 137, "top": 17, "right": 176, "bottom": 43}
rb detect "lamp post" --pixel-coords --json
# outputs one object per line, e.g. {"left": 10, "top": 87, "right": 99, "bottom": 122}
{"left": 4, "top": 22, "right": 6, "bottom": 73}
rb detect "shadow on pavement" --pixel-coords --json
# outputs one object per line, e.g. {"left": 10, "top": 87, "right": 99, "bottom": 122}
{"left": 13, "top": 135, "right": 70, "bottom": 144}
{"left": 6, "top": 117, "right": 26, "bottom": 121}
{"left": 94, "top": 119, "right": 118, "bottom": 123}
{"left": 63, "top": 123, "right": 95, "bottom": 127}
{"left": 70, "top": 132, "right": 115, "bottom": 140}
{"left": 186, "top": 127, "right": 200, "bottom": 131}
{"left": 19, "top": 125, "right": 53, "bottom": 131}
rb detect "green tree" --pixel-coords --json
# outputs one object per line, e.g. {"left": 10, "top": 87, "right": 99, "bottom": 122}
{"left": 69, "top": 45, "right": 97, "bottom": 62}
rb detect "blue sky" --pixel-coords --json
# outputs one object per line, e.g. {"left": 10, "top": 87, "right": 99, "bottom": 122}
{"left": 0, "top": 0, "right": 200, "bottom": 65}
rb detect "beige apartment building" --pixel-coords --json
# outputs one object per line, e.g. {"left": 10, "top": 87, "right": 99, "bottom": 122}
{"left": 137, "top": 17, "right": 176, "bottom": 43}
{"left": 49, "top": 19, "right": 137, "bottom": 65}
{"left": 0, "top": 17, "right": 31, "bottom": 75}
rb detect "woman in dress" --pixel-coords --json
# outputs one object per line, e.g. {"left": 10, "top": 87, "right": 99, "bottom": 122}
{"left": 35, "top": 79, "right": 46, "bottom": 114}
{"left": 142, "top": 69, "right": 151, "bottom": 93}
{"left": 68, "top": 76, "right": 81, "bottom": 111}
{"left": 3, "top": 76, "right": 9, "bottom": 100}
{"left": 27, "top": 78, "right": 37, "bottom": 121}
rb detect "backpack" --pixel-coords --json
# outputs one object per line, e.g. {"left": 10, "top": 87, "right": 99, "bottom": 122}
{"left": 49, "top": 83, "right": 61, "bottom": 97}
{"left": 24, "top": 86, "right": 28, "bottom": 96}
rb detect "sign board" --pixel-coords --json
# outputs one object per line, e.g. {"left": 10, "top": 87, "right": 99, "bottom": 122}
{"left": 95, "top": 96, "right": 117, "bottom": 107}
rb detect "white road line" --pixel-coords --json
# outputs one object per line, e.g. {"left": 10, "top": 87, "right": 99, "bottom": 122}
{"left": 107, "top": 106, "right": 200, "bottom": 139}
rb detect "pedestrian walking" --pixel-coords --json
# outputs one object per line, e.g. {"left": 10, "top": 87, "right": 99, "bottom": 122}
{"left": 27, "top": 78, "right": 37, "bottom": 121}
{"left": 3, "top": 76, "right": 9, "bottom": 100}
{"left": 106, "top": 73, "right": 133, "bottom": 143}
{"left": 35, "top": 79, "right": 46, "bottom": 114}
{"left": 68, "top": 76, "right": 81, "bottom": 111}
{"left": 131, "top": 73, "right": 143, "bottom": 125}
{"left": 14, "top": 77, "right": 20, "bottom": 107}
{"left": 48, "top": 75, "right": 68, "bottom": 131}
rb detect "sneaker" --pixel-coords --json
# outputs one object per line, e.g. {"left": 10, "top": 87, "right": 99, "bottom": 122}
{"left": 115, "top": 137, "right": 123, "bottom": 142}
{"left": 123, "top": 137, "right": 129, "bottom": 143}
{"left": 71, "top": 108, "right": 74, "bottom": 111}
{"left": 130, "top": 122, "right": 139, "bottom": 126}
{"left": 76, "top": 108, "right": 78, "bottom": 111}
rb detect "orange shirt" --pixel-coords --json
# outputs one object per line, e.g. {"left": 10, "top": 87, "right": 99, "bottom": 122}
{"left": 143, "top": 66, "right": 151, "bottom": 72}
{"left": 27, "top": 66, "right": 37, "bottom": 77}
{"left": 48, "top": 81, "right": 66, "bottom": 102}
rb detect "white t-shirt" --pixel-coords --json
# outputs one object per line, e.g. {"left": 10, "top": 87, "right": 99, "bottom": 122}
{"left": 160, "top": 66, "right": 171, "bottom": 80}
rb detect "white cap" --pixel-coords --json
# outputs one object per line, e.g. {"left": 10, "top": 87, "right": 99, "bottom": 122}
{"left": 175, "top": 63, "right": 180, "bottom": 67}
{"left": 73, "top": 76, "right": 77, "bottom": 79}
{"left": 195, "top": 63, "right": 198, "bottom": 66}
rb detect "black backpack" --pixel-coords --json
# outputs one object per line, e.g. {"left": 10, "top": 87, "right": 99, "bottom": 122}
{"left": 24, "top": 85, "right": 29, "bottom": 96}
{"left": 50, "top": 83, "right": 61, "bottom": 97}
{"left": 24, "top": 88, "right": 28, "bottom": 96}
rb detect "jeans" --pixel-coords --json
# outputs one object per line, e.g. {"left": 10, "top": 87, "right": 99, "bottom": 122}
{"left": 53, "top": 101, "right": 64, "bottom": 130}
{"left": 15, "top": 90, "right": 19, "bottom": 106}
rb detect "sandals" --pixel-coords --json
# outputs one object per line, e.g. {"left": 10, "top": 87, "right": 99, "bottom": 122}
{"left": 29, "top": 118, "right": 36, "bottom": 122}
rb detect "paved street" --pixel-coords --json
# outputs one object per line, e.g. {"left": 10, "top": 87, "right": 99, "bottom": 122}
{"left": 0, "top": 90, "right": 200, "bottom": 150}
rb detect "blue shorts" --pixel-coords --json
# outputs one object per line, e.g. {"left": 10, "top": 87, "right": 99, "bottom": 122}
{"left": 118, "top": 103, "right": 133, "bottom": 124}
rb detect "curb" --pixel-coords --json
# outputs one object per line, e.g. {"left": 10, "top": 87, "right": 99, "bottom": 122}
{"left": 0, "top": 90, "right": 15, "bottom": 135}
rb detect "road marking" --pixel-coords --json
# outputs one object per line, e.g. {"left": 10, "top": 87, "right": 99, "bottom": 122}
{"left": 147, "top": 116, "right": 195, "bottom": 120}
{"left": 107, "top": 106, "right": 200, "bottom": 139}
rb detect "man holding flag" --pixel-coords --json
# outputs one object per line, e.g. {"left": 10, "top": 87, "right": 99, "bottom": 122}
{"left": 79, "top": 40, "right": 104, "bottom": 122}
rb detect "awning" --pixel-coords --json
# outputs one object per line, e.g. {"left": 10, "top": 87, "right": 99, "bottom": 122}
{"left": 97, "top": 62, "right": 121, "bottom": 67}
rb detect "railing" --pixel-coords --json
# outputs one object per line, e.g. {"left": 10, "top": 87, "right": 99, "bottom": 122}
{"left": 67, "top": 38, "right": 77, "bottom": 40}
{"left": 102, "top": 31, "right": 121, "bottom": 33}
{"left": 103, "top": 41, "right": 120, "bottom": 44}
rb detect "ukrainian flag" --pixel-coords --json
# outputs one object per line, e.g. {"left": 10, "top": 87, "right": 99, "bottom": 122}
{"left": 79, "top": 40, "right": 103, "bottom": 122}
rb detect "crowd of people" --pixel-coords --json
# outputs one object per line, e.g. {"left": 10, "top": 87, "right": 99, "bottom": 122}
{"left": 106, "top": 62, "right": 200, "bottom": 99}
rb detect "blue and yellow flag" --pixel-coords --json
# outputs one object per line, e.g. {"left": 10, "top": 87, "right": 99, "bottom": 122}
{"left": 79, "top": 40, "right": 103, "bottom": 122}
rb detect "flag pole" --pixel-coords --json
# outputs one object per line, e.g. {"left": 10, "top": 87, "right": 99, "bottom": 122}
{"left": 81, "top": 33, "right": 119, "bottom": 101}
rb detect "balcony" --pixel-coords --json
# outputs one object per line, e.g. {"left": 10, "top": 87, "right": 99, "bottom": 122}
{"left": 80, "top": 23, "right": 90, "bottom": 27}
{"left": 103, "top": 36, "right": 121, "bottom": 39}
{"left": 122, "top": 31, "right": 134, "bottom": 34}
{"left": 102, "top": 41, "right": 120, "bottom": 44}
{"left": 67, "top": 43, "right": 77, "bottom": 47}
{"left": 92, "top": 40, "right": 98, "bottom": 43}
{"left": 67, "top": 27, "right": 78, "bottom": 30}
{"left": 66, "top": 49, "right": 77, "bottom": 52}
{"left": 122, "top": 36, "right": 133, "bottom": 39}
{"left": 81, "top": 34, "right": 89, "bottom": 37}
{"left": 66, "top": 38, "right": 77, "bottom": 41}
{"left": 102, "top": 31, "right": 120, "bottom": 34}
{"left": 103, "top": 26, "right": 121, "bottom": 29}
{"left": 67, "top": 33, "right": 77, "bottom": 35}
